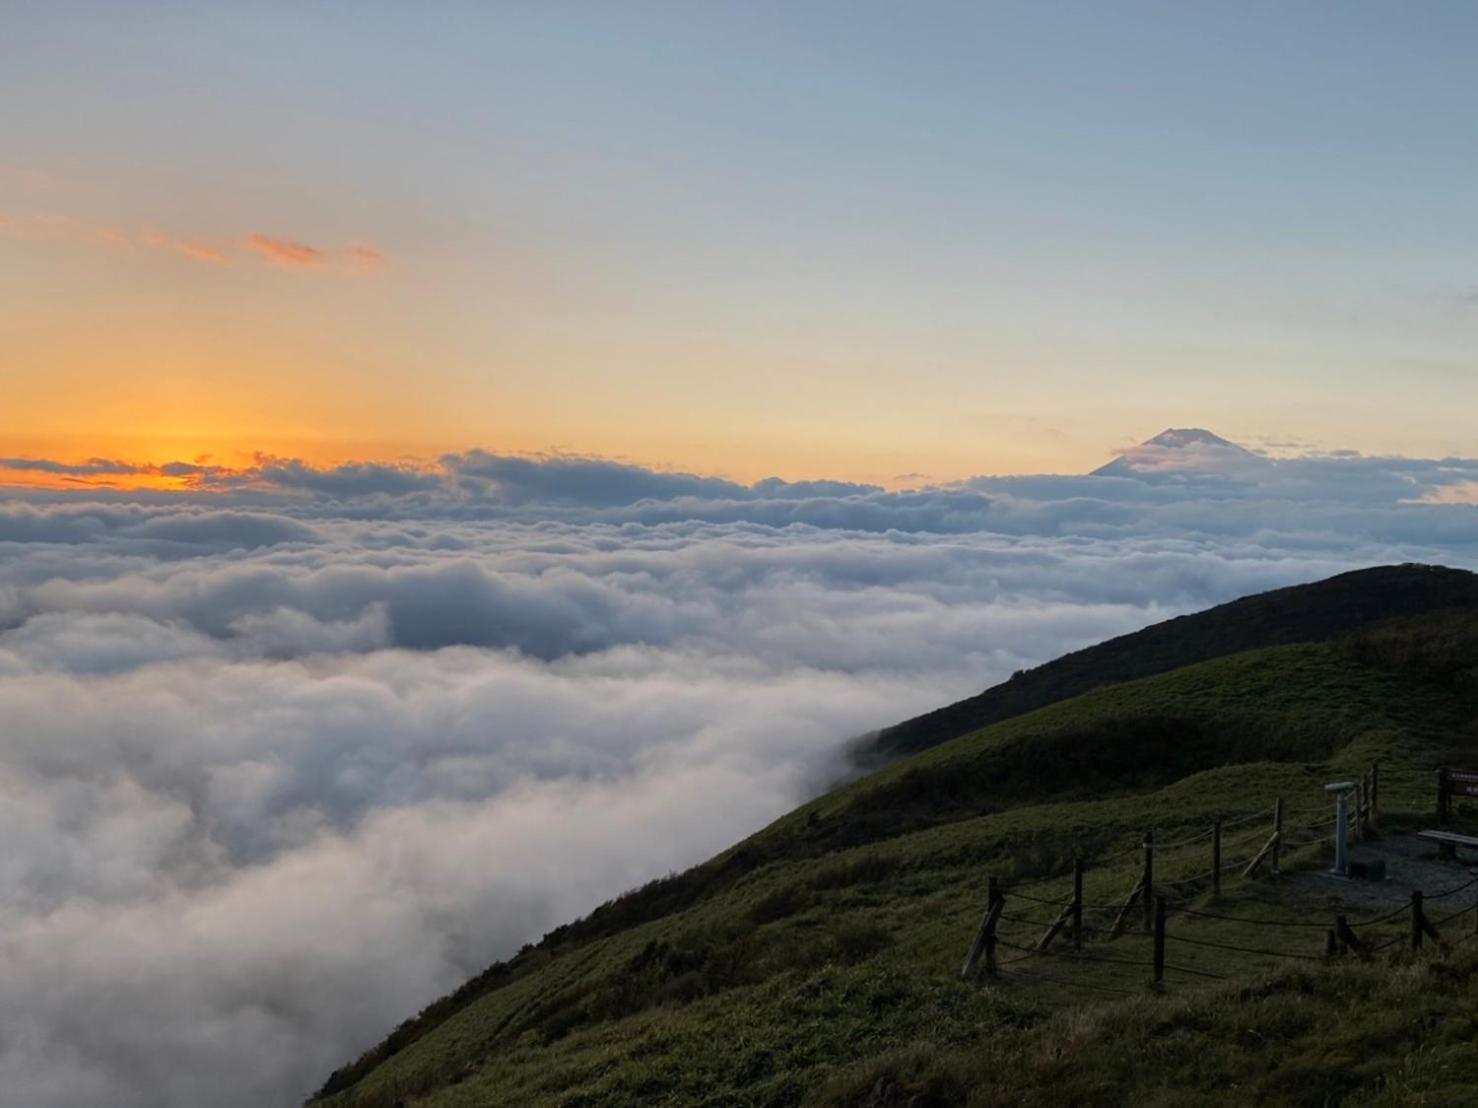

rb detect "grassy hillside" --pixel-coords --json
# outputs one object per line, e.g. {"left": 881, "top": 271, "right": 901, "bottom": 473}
{"left": 810, "top": 947, "right": 1478, "bottom": 1107}
{"left": 310, "top": 602, "right": 1478, "bottom": 1107}
{"left": 855, "top": 563, "right": 1478, "bottom": 767}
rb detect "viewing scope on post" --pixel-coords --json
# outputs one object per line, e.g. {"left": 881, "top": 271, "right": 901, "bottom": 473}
{"left": 1325, "top": 781, "right": 1356, "bottom": 877}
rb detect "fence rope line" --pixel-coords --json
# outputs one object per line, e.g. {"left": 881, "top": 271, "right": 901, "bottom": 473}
{"left": 1058, "top": 950, "right": 1157, "bottom": 970}
{"left": 1288, "top": 809, "right": 1347, "bottom": 827}
{"left": 1164, "top": 932, "right": 1324, "bottom": 961}
{"left": 1078, "top": 922, "right": 1141, "bottom": 938}
{"left": 1220, "top": 808, "right": 1273, "bottom": 829}
{"left": 1160, "top": 872, "right": 1215, "bottom": 889}
{"left": 995, "top": 938, "right": 1041, "bottom": 954}
{"left": 1146, "top": 828, "right": 1214, "bottom": 851}
{"left": 1428, "top": 904, "right": 1475, "bottom": 929}
{"left": 1004, "top": 889, "right": 1068, "bottom": 907}
{"left": 1426, "top": 876, "right": 1478, "bottom": 901}
{"left": 1162, "top": 962, "right": 1230, "bottom": 981}
{"left": 1170, "top": 905, "right": 1329, "bottom": 929}
{"left": 996, "top": 911, "right": 1058, "bottom": 927}
{"left": 1281, "top": 834, "right": 1328, "bottom": 848}
{"left": 1346, "top": 902, "right": 1410, "bottom": 927}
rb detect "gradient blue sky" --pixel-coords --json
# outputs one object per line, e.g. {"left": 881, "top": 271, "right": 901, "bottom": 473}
{"left": 3, "top": 1, "right": 1475, "bottom": 482}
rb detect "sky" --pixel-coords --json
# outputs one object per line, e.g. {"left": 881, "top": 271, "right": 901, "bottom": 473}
{"left": 4, "top": 1, "right": 1478, "bottom": 484}
{"left": 3, "top": 5, "right": 1478, "bottom": 1107}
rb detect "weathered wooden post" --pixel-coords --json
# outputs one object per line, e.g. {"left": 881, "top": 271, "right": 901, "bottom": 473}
{"left": 1412, "top": 890, "right": 1424, "bottom": 950}
{"left": 1143, "top": 830, "right": 1155, "bottom": 932}
{"left": 987, "top": 877, "right": 1003, "bottom": 974}
{"left": 1211, "top": 819, "right": 1222, "bottom": 897}
{"left": 1152, "top": 896, "right": 1166, "bottom": 987}
{"left": 1438, "top": 767, "right": 1451, "bottom": 822}
{"left": 1334, "top": 913, "right": 1371, "bottom": 959}
{"left": 1353, "top": 782, "right": 1365, "bottom": 842}
{"left": 1272, "top": 798, "right": 1283, "bottom": 873}
{"left": 985, "top": 897, "right": 1002, "bottom": 975}
{"left": 1072, "top": 858, "right": 1084, "bottom": 950}
{"left": 961, "top": 878, "right": 1005, "bottom": 980}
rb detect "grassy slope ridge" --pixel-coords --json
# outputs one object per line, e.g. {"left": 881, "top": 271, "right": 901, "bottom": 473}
{"left": 312, "top": 600, "right": 1478, "bottom": 1107}
{"left": 856, "top": 563, "right": 1478, "bottom": 767}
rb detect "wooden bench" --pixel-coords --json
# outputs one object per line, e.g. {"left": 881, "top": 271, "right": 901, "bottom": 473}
{"left": 1417, "top": 829, "right": 1478, "bottom": 860}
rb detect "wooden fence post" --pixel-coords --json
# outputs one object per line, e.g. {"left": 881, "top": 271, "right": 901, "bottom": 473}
{"left": 1211, "top": 819, "right": 1222, "bottom": 897}
{"left": 1354, "top": 782, "right": 1365, "bottom": 842}
{"left": 987, "top": 877, "right": 1003, "bottom": 974}
{"left": 1142, "top": 830, "right": 1155, "bottom": 932}
{"left": 1412, "top": 890, "right": 1423, "bottom": 950}
{"left": 1072, "top": 858, "right": 1084, "bottom": 950}
{"left": 1152, "top": 896, "right": 1166, "bottom": 987}
{"left": 1334, "top": 913, "right": 1370, "bottom": 959}
{"left": 1414, "top": 890, "right": 1440, "bottom": 947}
{"left": 986, "top": 895, "right": 1002, "bottom": 975}
{"left": 1272, "top": 798, "right": 1283, "bottom": 873}
{"left": 961, "top": 880, "right": 1004, "bottom": 980}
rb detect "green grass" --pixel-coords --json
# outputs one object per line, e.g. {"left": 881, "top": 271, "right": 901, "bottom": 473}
{"left": 310, "top": 609, "right": 1478, "bottom": 1107}
{"left": 812, "top": 944, "right": 1478, "bottom": 1107}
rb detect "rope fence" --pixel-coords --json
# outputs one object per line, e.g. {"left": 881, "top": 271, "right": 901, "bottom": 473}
{"left": 959, "top": 761, "right": 1478, "bottom": 992}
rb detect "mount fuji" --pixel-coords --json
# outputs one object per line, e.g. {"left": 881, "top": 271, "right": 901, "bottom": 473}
{"left": 1091, "top": 427, "right": 1267, "bottom": 478}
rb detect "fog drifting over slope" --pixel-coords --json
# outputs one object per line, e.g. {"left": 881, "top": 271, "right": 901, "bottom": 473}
{"left": 2, "top": 445, "right": 1476, "bottom": 1106}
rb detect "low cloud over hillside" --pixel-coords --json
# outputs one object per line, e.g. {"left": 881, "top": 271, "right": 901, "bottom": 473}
{"left": 1, "top": 443, "right": 1475, "bottom": 1106}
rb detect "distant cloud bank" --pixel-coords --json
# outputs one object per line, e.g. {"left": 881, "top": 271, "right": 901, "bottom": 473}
{"left": 4, "top": 437, "right": 1478, "bottom": 525}
{"left": 0, "top": 438, "right": 1474, "bottom": 1106}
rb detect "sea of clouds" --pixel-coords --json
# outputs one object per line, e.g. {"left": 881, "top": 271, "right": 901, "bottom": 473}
{"left": 2, "top": 445, "right": 1475, "bottom": 1107}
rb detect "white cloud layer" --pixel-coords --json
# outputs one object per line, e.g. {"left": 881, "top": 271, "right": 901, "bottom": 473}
{"left": 1, "top": 447, "right": 1475, "bottom": 1106}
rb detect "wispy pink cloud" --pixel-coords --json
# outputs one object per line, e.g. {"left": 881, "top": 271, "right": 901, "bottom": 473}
{"left": 243, "top": 234, "right": 328, "bottom": 269}
{"left": 348, "top": 243, "right": 387, "bottom": 274}
{"left": 0, "top": 212, "right": 385, "bottom": 275}
{"left": 141, "top": 228, "right": 229, "bottom": 265}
